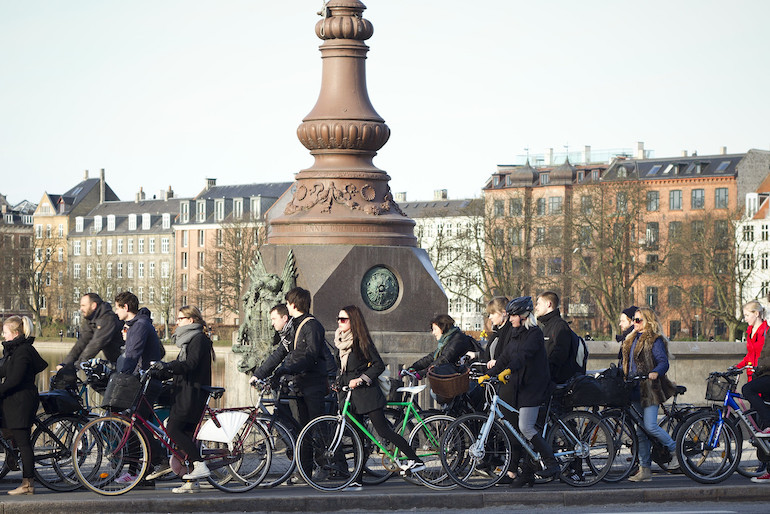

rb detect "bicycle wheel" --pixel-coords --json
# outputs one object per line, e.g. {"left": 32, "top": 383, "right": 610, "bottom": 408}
{"left": 0, "top": 439, "right": 11, "bottom": 480}
{"left": 599, "top": 409, "right": 637, "bottom": 482}
{"left": 736, "top": 410, "right": 766, "bottom": 478}
{"left": 295, "top": 415, "right": 363, "bottom": 492}
{"left": 440, "top": 414, "right": 511, "bottom": 490}
{"left": 360, "top": 408, "right": 402, "bottom": 486}
{"left": 204, "top": 418, "right": 272, "bottom": 492}
{"left": 676, "top": 410, "right": 741, "bottom": 484}
{"left": 547, "top": 410, "right": 614, "bottom": 487}
{"left": 72, "top": 415, "right": 149, "bottom": 495}
{"left": 257, "top": 416, "right": 296, "bottom": 488}
{"left": 408, "top": 414, "right": 456, "bottom": 490}
{"left": 32, "top": 414, "right": 90, "bottom": 491}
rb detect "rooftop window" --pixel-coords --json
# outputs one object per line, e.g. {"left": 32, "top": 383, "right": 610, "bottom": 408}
{"left": 716, "top": 161, "right": 730, "bottom": 172}
{"left": 647, "top": 165, "right": 662, "bottom": 176}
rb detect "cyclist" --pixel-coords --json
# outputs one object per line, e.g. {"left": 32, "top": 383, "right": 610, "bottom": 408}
{"left": 736, "top": 300, "right": 768, "bottom": 382}
{"left": 621, "top": 307, "right": 679, "bottom": 482}
{"left": 57, "top": 293, "right": 122, "bottom": 371}
{"left": 481, "top": 296, "right": 559, "bottom": 487}
{"left": 149, "top": 305, "right": 214, "bottom": 493}
{"left": 333, "top": 305, "right": 425, "bottom": 489}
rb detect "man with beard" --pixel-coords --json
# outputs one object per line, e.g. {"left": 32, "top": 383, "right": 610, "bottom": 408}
{"left": 57, "top": 293, "right": 122, "bottom": 370}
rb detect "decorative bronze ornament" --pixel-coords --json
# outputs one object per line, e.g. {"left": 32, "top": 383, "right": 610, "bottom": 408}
{"left": 361, "top": 266, "right": 400, "bottom": 311}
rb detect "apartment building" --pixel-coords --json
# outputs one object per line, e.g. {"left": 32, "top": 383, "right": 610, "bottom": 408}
{"left": 0, "top": 194, "right": 36, "bottom": 321}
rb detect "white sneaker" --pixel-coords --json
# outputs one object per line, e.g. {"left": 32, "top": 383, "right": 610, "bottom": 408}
{"left": 400, "top": 460, "right": 426, "bottom": 473}
{"left": 172, "top": 480, "right": 200, "bottom": 493}
{"left": 667, "top": 454, "right": 679, "bottom": 470}
{"left": 182, "top": 461, "right": 211, "bottom": 480}
{"left": 114, "top": 472, "right": 137, "bottom": 484}
{"left": 146, "top": 463, "right": 173, "bottom": 480}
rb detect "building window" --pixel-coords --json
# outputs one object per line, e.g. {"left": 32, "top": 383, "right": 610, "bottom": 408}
{"left": 217, "top": 252, "right": 223, "bottom": 268}
{"left": 181, "top": 202, "right": 190, "bottom": 223}
{"left": 536, "top": 198, "right": 546, "bottom": 216}
{"left": 691, "top": 189, "right": 705, "bottom": 209}
{"left": 646, "top": 254, "right": 659, "bottom": 272}
{"left": 138, "top": 262, "right": 144, "bottom": 278}
{"left": 536, "top": 258, "right": 546, "bottom": 276}
{"left": 494, "top": 200, "right": 504, "bottom": 216}
{"left": 645, "top": 222, "right": 659, "bottom": 248}
{"left": 161, "top": 238, "right": 170, "bottom": 254}
{"left": 96, "top": 240, "right": 102, "bottom": 255}
{"left": 196, "top": 201, "right": 206, "bottom": 222}
{"left": 107, "top": 263, "right": 112, "bottom": 278}
{"left": 509, "top": 198, "right": 523, "bottom": 216}
{"left": 127, "top": 263, "right": 134, "bottom": 278}
{"left": 128, "top": 214, "right": 137, "bottom": 230}
{"left": 198, "top": 274, "right": 204, "bottom": 290}
{"left": 182, "top": 252, "right": 188, "bottom": 269}
{"left": 57, "top": 248, "right": 63, "bottom": 262}
{"left": 744, "top": 225, "right": 755, "bottom": 242}
{"left": 117, "top": 239, "right": 124, "bottom": 254}
{"left": 216, "top": 229, "right": 223, "bottom": 246}
{"left": 535, "top": 227, "right": 546, "bottom": 244}
{"left": 107, "top": 240, "right": 113, "bottom": 255}
{"left": 215, "top": 199, "right": 225, "bottom": 221}
{"left": 198, "top": 251, "right": 205, "bottom": 269}
{"left": 647, "top": 191, "right": 659, "bottom": 211}
{"left": 161, "top": 261, "right": 169, "bottom": 278}
{"left": 35, "top": 225, "right": 42, "bottom": 238}
{"left": 127, "top": 239, "right": 134, "bottom": 254}
{"left": 149, "top": 262, "right": 155, "bottom": 278}
{"left": 142, "top": 213, "right": 151, "bottom": 230}
{"left": 198, "top": 230, "right": 205, "bottom": 247}
{"left": 233, "top": 198, "right": 243, "bottom": 219}
{"left": 138, "top": 238, "right": 144, "bottom": 254}
{"left": 668, "top": 221, "right": 682, "bottom": 239}
{"left": 742, "top": 253, "right": 755, "bottom": 271}
{"left": 762, "top": 281, "right": 770, "bottom": 299}
{"left": 75, "top": 217, "right": 84, "bottom": 232}
{"left": 669, "top": 190, "right": 682, "bottom": 210}
{"left": 58, "top": 224, "right": 64, "bottom": 237}
{"left": 137, "top": 287, "right": 144, "bottom": 303}
{"left": 668, "top": 287, "right": 682, "bottom": 307}
{"left": 715, "top": 188, "right": 729, "bottom": 209}
{"left": 762, "top": 253, "right": 769, "bottom": 270}
{"left": 73, "top": 241, "right": 81, "bottom": 256}
{"left": 149, "top": 238, "right": 156, "bottom": 253}
{"left": 107, "top": 215, "right": 115, "bottom": 231}
{"left": 162, "top": 213, "right": 170, "bottom": 229}
{"left": 548, "top": 197, "right": 563, "bottom": 215}
{"left": 73, "top": 263, "right": 81, "bottom": 279}
{"left": 182, "top": 231, "right": 188, "bottom": 248}
{"left": 762, "top": 224, "right": 769, "bottom": 242}
{"left": 580, "top": 196, "right": 592, "bottom": 215}
{"left": 540, "top": 173, "right": 550, "bottom": 185}
{"left": 86, "top": 263, "right": 92, "bottom": 279}
{"left": 616, "top": 192, "right": 627, "bottom": 213}
{"left": 86, "top": 240, "right": 92, "bottom": 256}
{"left": 646, "top": 286, "right": 658, "bottom": 309}
{"left": 549, "top": 257, "right": 562, "bottom": 275}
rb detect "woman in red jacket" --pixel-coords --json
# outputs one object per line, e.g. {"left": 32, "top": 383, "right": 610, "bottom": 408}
{"left": 736, "top": 300, "right": 768, "bottom": 381}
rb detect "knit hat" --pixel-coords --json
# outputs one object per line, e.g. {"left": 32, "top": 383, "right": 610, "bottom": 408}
{"left": 622, "top": 305, "right": 638, "bottom": 319}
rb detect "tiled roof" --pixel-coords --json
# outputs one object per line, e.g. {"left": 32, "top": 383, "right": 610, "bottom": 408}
{"left": 196, "top": 182, "right": 292, "bottom": 201}
{"left": 399, "top": 199, "right": 477, "bottom": 218}
{"left": 603, "top": 154, "right": 743, "bottom": 181}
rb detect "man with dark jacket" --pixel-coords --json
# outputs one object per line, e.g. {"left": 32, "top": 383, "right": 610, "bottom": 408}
{"left": 114, "top": 291, "right": 163, "bottom": 374}
{"left": 535, "top": 291, "right": 574, "bottom": 384}
{"left": 274, "top": 288, "right": 329, "bottom": 428}
{"left": 58, "top": 293, "right": 122, "bottom": 370}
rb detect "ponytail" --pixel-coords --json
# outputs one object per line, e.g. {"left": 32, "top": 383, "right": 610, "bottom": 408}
{"left": 3, "top": 315, "right": 34, "bottom": 339}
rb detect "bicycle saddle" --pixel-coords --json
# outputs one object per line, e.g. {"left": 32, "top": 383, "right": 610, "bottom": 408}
{"left": 397, "top": 385, "right": 427, "bottom": 395}
{"left": 675, "top": 385, "right": 687, "bottom": 395}
{"left": 202, "top": 386, "right": 226, "bottom": 399}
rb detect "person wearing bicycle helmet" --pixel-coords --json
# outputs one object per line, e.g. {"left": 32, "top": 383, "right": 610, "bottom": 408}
{"left": 482, "top": 296, "right": 558, "bottom": 487}
{"left": 621, "top": 307, "right": 678, "bottom": 482}
{"left": 334, "top": 305, "right": 425, "bottom": 489}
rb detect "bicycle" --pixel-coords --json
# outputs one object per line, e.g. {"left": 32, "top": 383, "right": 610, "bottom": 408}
{"left": 675, "top": 366, "right": 770, "bottom": 484}
{"left": 439, "top": 375, "right": 614, "bottom": 489}
{"left": 71, "top": 370, "right": 272, "bottom": 495}
{"left": 294, "top": 385, "right": 454, "bottom": 491}
{"left": 597, "top": 376, "right": 705, "bottom": 482}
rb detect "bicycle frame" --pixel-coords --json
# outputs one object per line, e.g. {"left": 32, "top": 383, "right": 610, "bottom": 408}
{"left": 712, "top": 382, "right": 770, "bottom": 456}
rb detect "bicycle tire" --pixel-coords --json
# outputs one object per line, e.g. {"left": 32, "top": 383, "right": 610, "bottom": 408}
{"left": 295, "top": 415, "right": 363, "bottom": 492}
{"left": 407, "top": 414, "right": 456, "bottom": 490}
{"left": 0, "top": 437, "right": 12, "bottom": 480}
{"left": 203, "top": 417, "right": 272, "bottom": 492}
{"left": 256, "top": 416, "right": 296, "bottom": 488}
{"left": 547, "top": 410, "right": 614, "bottom": 487}
{"left": 676, "top": 410, "right": 741, "bottom": 484}
{"left": 32, "top": 414, "right": 90, "bottom": 491}
{"left": 736, "top": 409, "right": 767, "bottom": 478}
{"left": 439, "top": 414, "right": 511, "bottom": 490}
{"left": 599, "top": 409, "right": 637, "bottom": 483}
{"left": 72, "top": 415, "right": 149, "bottom": 495}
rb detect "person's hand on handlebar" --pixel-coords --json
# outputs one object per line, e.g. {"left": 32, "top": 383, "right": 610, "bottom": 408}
{"left": 648, "top": 371, "right": 659, "bottom": 380}
{"left": 348, "top": 377, "right": 366, "bottom": 389}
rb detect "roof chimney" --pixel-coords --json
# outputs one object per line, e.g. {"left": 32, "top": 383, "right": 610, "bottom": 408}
{"left": 83, "top": 169, "right": 89, "bottom": 180}
{"left": 681, "top": 150, "right": 688, "bottom": 157}
{"left": 394, "top": 192, "right": 406, "bottom": 202}
{"left": 583, "top": 145, "right": 591, "bottom": 164}
{"left": 165, "top": 186, "right": 174, "bottom": 200}
{"left": 636, "top": 141, "right": 645, "bottom": 159}
{"left": 721, "top": 146, "right": 727, "bottom": 155}
{"left": 434, "top": 189, "right": 448, "bottom": 200}
{"left": 135, "top": 187, "right": 145, "bottom": 203}
{"left": 99, "top": 168, "right": 105, "bottom": 204}
{"left": 206, "top": 178, "right": 217, "bottom": 190}
{"left": 546, "top": 148, "right": 554, "bottom": 166}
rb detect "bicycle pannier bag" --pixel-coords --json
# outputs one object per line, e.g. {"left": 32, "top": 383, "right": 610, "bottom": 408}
{"left": 561, "top": 374, "right": 603, "bottom": 407}
{"left": 40, "top": 389, "right": 82, "bottom": 415}
{"left": 102, "top": 372, "right": 141, "bottom": 410}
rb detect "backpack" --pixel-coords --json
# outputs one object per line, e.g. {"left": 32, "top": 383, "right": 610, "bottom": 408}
{"left": 569, "top": 329, "right": 589, "bottom": 375}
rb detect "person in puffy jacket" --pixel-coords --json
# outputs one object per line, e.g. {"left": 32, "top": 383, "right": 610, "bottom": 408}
{"left": 58, "top": 293, "right": 122, "bottom": 370}
{"left": 409, "top": 314, "right": 475, "bottom": 378}
{"left": 1, "top": 316, "right": 48, "bottom": 495}
{"left": 736, "top": 300, "right": 768, "bottom": 381}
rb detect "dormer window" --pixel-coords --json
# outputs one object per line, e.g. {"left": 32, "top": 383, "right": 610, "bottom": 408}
{"left": 128, "top": 214, "right": 137, "bottom": 230}
{"left": 617, "top": 166, "right": 628, "bottom": 178}
{"left": 233, "top": 198, "right": 243, "bottom": 219}
{"left": 94, "top": 215, "right": 103, "bottom": 232}
{"left": 75, "top": 217, "right": 84, "bottom": 232}
{"left": 107, "top": 214, "right": 115, "bottom": 231}
{"left": 215, "top": 199, "right": 225, "bottom": 221}
{"left": 142, "top": 213, "right": 151, "bottom": 230}
{"left": 540, "top": 173, "right": 550, "bottom": 185}
{"left": 180, "top": 201, "right": 190, "bottom": 223}
{"left": 250, "top": 197, "right": 262, "bottom": 219}
{"left": 162, "top": 213, "right": 170, "bottom": 229}
{"left": 196, "top": 200, "right": 206, "bottom": 222}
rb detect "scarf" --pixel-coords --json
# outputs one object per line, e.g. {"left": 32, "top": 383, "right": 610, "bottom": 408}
{"left": 334, "top": 328, "right": 354, "bottom": 372}
{"left": 173, "top": 323, "right": 202, "bottom": 362}
{"left": 278, "top": 317, "right": 294, "bottom": 351}
{"left": 434, "top": 326, "right": 459, "bottom": 359}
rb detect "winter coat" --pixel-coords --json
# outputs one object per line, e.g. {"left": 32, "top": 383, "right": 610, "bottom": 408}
{"left": 737, "top": 321, "right": 768, "bottom": 381}
{"left": 337, "top": 343, "right": 387, "bottom": 415}
{"left": 482, "top": 322, "right": 511, "bottom": 363}
{"left": 621, "top": 330, "right": 677, "bottom": 408}
{"left": 118, "top": 307, "right": 163, "bottom": 374}
{"left": 538, "top": 308, "right": 574, "bottom": 384}
{"left": 753, "top": 330, "right": 770, "bottom": 379}
{"left": 62, "top": 300, "right": 123, "bottom": 367}
{"left": 168, "top": 327, "right": 213, "bottom": 424}
{"left": 488, "top": 324, "right": 551, "bottom": 408}
{"left": 0, "top": 335, "right": 48, "bottom": 429}
{"left": 275, "top": 314, "right": 329, "bottom": 392}
{"left": 411, "top": 327, "right": 475, "bottom": 376}
{"left": 254, "top": 319, "right": 336, "bottom": 381}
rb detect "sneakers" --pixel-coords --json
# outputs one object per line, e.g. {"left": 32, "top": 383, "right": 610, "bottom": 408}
{"left": 628, "top": 466, "right": 651, "bottom": 482}
{"left": 114, "top": 472, "right": 138, "bottom": 484}
{"left": 146, "top": 463, "right": 173, "bottom": 480}
{"left": 667, "top": 454, "right": 680, "bottom": 471}
{"left": 344, "top": 480, "right": 363, "bottom": 491}
{"left": 400, "top": 460, "right": 426, "bottom": 474}
{"left": 182, "top": 461, "right": 211, "bottom": 480}
{"left": 751, "top": 472, "right": 770, "bottom": 483}
{"left": 756, "top": 428, "right": 770, "bottom": 438}
{"left": 172, "top": 480, "right": 201, "bottom": 493}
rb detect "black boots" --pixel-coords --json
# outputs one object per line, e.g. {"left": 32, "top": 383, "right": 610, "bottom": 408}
{"left": 530, "top": 434, "right": 560, "bottom": 479}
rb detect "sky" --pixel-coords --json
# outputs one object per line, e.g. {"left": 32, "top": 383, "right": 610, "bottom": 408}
{"left": 1, "top": 0, "right": 769, "bottom": 206}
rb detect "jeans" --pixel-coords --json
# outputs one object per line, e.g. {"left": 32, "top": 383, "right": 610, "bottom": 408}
{"left": 633, "top": 401, "right": 676, "bottom": 468}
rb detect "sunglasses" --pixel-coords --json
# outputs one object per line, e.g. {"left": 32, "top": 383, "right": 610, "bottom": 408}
{"left": 632, "top": 318, "right": 644, "bottom": 324}
{"left": 337, "top": 317, "right": 349, "bottom": 323}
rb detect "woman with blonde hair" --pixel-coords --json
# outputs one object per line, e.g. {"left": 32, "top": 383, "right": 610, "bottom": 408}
{"left": 736, "top": 300, "right": 768, "bottom": 382}
{"left": 0, "top": 316, "right": 48, "bottom": 495}
{"left": 622, "top": 307, "right": 678, "bottom": 482}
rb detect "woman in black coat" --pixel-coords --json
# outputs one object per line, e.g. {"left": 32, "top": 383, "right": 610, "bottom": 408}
{"left": 484, "top": 296, "right": 558, "bottom": 488}
{"left": 1, "top": 316, "right": 48, "bottom": 495}
{"left": 334, "top": 305, "right": 424, "bottom": 487}
{"left": 151, "top": 305, "right": 213, "bottom": 493}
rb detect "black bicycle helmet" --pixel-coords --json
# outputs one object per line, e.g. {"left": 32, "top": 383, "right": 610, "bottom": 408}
{"left": 506, "top": 296, "right": 533, "bottom": 316}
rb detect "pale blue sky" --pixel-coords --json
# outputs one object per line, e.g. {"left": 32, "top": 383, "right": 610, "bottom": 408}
{"left": 1, "top": 0, "right": 769, "bottom": 205}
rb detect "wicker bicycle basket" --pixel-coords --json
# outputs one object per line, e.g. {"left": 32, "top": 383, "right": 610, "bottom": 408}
{"left": 705, "top": 375, "right": 731, "bottom": 402}
{"left": 427, "top": 366, "right": 470, "bottom": 400}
